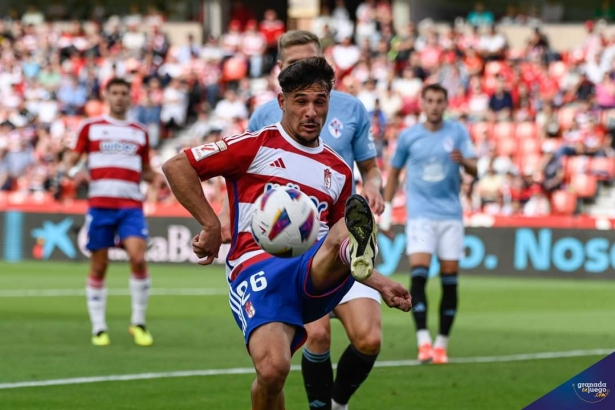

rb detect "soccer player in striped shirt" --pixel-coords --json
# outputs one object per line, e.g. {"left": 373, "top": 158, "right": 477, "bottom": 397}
{"left": 162, "top": 57, "right": 411, "bottom": 410}
{"left": 65, "top": 78, "right": 158, "bottom": 347}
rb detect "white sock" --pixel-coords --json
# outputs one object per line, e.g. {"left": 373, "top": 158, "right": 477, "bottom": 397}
{"left": 86, "top": 285, "right": 108, "bottom": 335}
{"left": 130, "top": 276, "right": 151, "bottom": 326}
{"left": 339, "top": 238, "right": 351, "bottom": 265}
{"left": 434, "top": 335, "right": 449, "bottom": 350}
{"left": 332, "top": 399, "right": 348, "bottom": 410}
{"left": 417, "top": 329, "right": 432, "bottom": 346}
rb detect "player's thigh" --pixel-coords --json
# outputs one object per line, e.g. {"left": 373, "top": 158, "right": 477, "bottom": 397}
{"left": 436, "top": 220, "right": 464, "bottom": 271}
{"left": 117, "top": 208, "right": 149, "bottom": 243}
{"left": 304, "top": 315, "right": 332, "bottom": 352}
{"left": 85, "top": 208, "right": 117, "bottom": 252}
{"left": 406, "top": 219, "right": 437, "bottom": 261}
{"left": 122, "top": 237, "right": 147, "bottom": 260}
{"left": 249, "top": 322, "right": 295, "bottom": 377}
{"left": 334, "top": 297, "right": 382, "bottom": 353}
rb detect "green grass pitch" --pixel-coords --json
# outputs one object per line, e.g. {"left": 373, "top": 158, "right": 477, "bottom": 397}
{"left": 0, "top": 261, "right": 613, "bottom": 409}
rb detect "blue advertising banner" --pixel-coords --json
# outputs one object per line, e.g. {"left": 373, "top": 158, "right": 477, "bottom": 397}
{"left": 1, "top": 212, "right": 615, "bottom": 278}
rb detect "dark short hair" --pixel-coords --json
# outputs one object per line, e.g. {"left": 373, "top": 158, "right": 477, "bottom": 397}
{"left": 278, "top": 57, "right": 335, "bottom": 94}
{"left": 421, "top": 83, "right": 448, "bottom": 99}
{"left": 106, "top": 77, "right": 131, "bottom": 91}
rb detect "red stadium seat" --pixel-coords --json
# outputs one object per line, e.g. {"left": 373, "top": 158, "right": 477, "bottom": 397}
{"left": 565, "top": 155, "right": 590, "bottom": 180}
{"left": 470, "top": 121, "right": 492, "bottom": 142}
{"left": 492, "top": 122, "right": 516, "bottom": 140}
{"left": 496, "top": 137, "right": 517, "bottom": 157}
{"left": 570, "top": 174, "right": 598, "bottom": 198}
{"left": 590, "top": 157, "right": 615, "bottom": 181}
{"left": 519, "top": 138, "right": 542, "bottom": 155}
{"left": 551, "top": 190, "right": 577, "bottom": 215}
{"left": 516, "top": 153, "right": 543, "bottom": 173}
{"left": 515, "top": 122, "right": 538, "bottom": 139}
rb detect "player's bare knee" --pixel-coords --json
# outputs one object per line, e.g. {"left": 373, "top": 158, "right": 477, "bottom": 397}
{"left": 306, "top": 325, "right": 331, "bottom": 352}
{"left": 129, "top": 254, "right": 147, "bottom": 273}
{"left": 90, "top": 261, "right": 108, "bottom": 278}
{"left": 352, "top": 329, "right": 381, "bottom": 355}
{"left": 254, "top": 355, "right": 290, "bottom": 393}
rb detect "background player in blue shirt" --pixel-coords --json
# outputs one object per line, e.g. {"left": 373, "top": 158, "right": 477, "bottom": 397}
{"left": 380, "top": 83, "right": 478, "bottom": 365}
{"left": 247, "top": 31, "right": 385, "bottom": 410}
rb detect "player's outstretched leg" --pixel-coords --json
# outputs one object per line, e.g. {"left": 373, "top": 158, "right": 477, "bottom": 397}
{"left": 309, "top": 194, "right": 377, "bottom": 293}
{"left": 124, "top": 237, "right": 153, "bottom": 347}
{"left": 87, "top": 249, "right": 110, "bottom": 346}
{"left": 249, "top": 322, "right": 295, "bottom": 410}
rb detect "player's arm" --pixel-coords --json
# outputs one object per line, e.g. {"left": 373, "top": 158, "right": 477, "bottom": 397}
{"left": 380, "top": 165, "right": 402, "bottom": 232}
{"left": 451, "top": 124, "right": 478, "bottom": 177}
{"left": 356, "top": 158, "right": 384, "bottom": 214}
{"left": 141, "top": 162, "right": 158, "bottom": 184}
{"left": 64, "top": 122, "right": 90, "bottom": 181}
{"left": 162, "top": 153, "right": 221, "bottom": 264}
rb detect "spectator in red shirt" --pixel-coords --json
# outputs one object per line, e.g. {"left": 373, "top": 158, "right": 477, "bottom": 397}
{"left": 259, "top": 9, "right": 285, "bottom": 70}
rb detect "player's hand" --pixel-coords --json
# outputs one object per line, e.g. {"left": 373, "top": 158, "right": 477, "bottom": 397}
{"left": 192, "top": 227, "right": 221, "bottom": 266}
{"left": 72, "top": 171, "right": 90, "bottom": 186}
{"left": 450, "top": 149, "right": 463, "bottom": 164}
{"left": 379, "top": 280, "right": 412, "bottom": 312}
{"left": 362, "top": 184, "right": 385, "bottom": 215}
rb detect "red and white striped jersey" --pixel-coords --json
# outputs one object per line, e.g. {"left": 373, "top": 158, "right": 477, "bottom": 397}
{"left": 184, "top": 123, "right": 353, "bottom": 282}
{"left": 73, "top": 115, "right": 150, "bottom": 209}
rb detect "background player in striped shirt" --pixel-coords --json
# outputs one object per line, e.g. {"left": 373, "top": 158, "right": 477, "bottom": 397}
{"left": 162, "top": 57, "right": 411, "bottom": 410}
{"left": 246, "top": 31, "right": 384, "bottom": 410}
{"left": 64, "top": 78, "right": 158, "bottom": 347}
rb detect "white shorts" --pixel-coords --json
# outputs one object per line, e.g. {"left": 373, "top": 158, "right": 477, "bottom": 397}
{"left": 338, "top": 281, "right": 381, "bottom": 305}
{"left": 406, "top": 219, "right": 464, "bottom": 261}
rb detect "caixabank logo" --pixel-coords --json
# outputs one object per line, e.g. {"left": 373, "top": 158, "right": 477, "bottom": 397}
{"left": 525, "top": 353, "right": 614, "bottom": 410}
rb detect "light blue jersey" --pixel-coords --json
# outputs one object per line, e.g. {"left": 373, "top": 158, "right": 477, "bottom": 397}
{"left": 391, "top": 121, "right": 476, "bottom": 221}
{"left": 248, "top": 90, "right": 376, "bottom": 171}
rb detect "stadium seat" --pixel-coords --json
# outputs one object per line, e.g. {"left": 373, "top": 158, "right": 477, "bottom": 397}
{"left": 515, "top": 122, "right": 538, "bottom": 139}
{"left": 570, "top": 174, "right": 598, "bottom": 198}
{"left": 550, "top": 190, "right": 577, "bottom": 215}
{"left": 590, "top": 157, "right": 615, "bottom": 181}
{"left": 519, "top": 138, "right": 542, "bottom": 155}
{"left": 470, "top": 121, "right": 492, "bottom": 142}
{"left": 492, "top": 122, "right": 516, "bottom": 140}
{"left": 496, "top": 137, "right": 517, "bottom": 157}
{"left": 516, "top": 153, "right": 543, "bottom": 173}
{"left": 565, "top": 155, "right": 590, "bottom": 180}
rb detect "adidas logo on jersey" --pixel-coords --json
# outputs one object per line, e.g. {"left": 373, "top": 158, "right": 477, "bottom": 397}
{"left": 269, "top": 158, "right": 286, "bottom": 168}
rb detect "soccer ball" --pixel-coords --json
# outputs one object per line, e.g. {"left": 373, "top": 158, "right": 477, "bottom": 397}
{"left": 251, "top": 187, "right": 320, "bottom": 257}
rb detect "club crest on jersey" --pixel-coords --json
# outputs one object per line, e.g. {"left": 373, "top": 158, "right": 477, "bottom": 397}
{"left": 191, "top": 141, "right": 227, "bottom": 161}
{"left": 324, "top": 169, "right": 332, "bottom": 189}
{"left": 328, "top": 118, "right": 344, "bottom": 139}
{"left": 244, "top": 301, "right": 256, "bottom": 318}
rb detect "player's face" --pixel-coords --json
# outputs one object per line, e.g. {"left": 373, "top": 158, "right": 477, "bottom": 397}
{"left": 106, "top": 84, "right": 131, "bottom": 117}
{"left": 421, "top": 90, "right": 447, "bottom": 124}
{"left": 279, "top": 85, "right": 329, "bottom": 147}
{"left": 278, "top": 43, "right": 320, "bottom": 70}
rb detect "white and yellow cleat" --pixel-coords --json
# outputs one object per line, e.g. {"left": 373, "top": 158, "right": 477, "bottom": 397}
{"left": 92, "top": 331, "right": 110, "bottom": 346}
{"left": 344, "top": 194, "right": 378, "bottom": 281}
{"left": 128, "top": 325, "right": 154, "bottom": 347}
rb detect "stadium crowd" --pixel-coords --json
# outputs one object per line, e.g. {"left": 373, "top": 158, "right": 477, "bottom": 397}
{"left": 1, "top": 1, "right": 615, "bottom": 216}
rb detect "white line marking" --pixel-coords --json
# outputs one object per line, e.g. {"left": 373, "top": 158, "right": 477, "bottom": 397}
{"left": 0, "top": 288, "right": 228, "bottom": 298}
{"left": 0, "top": 348, "right": 611, "bottom": 390}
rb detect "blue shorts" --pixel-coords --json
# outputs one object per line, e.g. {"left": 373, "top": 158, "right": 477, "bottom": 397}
{"left": 228, "top": 237, "right": 355, "bottom": 355}
{"left": 85, "top": 207, "right": 148, "bottom": 252}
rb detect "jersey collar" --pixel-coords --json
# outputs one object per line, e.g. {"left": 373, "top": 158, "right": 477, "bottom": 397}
{"left": 275, "top": 122, "right": 323, "bottom": 154}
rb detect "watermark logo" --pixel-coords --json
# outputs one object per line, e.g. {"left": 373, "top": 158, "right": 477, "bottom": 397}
{"left": 573, "top": 382, "right": 610, "bottom": 404}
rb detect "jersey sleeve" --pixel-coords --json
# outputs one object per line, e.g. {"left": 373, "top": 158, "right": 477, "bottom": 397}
{"left": 458, "top": 123, "right": 477, "bottom": 159}
{"left": 73, "top": 122, "right": 90, "bottom": 154}
{"left": 352, "top": 102, "right": 377, "bottom": 162}
{"left": 184, "top": 132, "right": 260, "bottom": 181}
{"left": 390, "top": 130, "right": 411, "bottom": 170}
